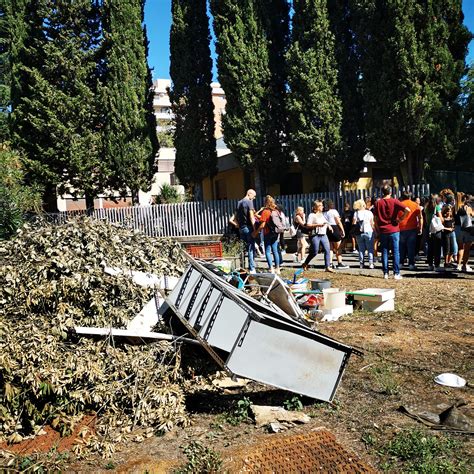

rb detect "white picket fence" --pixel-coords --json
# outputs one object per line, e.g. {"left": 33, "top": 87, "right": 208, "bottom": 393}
{"left": 51, "top": 184, "right": 430, "bottom": 238}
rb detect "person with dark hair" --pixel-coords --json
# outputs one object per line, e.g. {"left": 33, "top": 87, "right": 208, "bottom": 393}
{"left": 399, "top": 190, "right": 422, "bottom": 270}
{"left": 455, "top": 193, "right": 473, "bottom": 272}
{"left": 373, "top": 185, "right": 410, "bottom": 279}
{"left": 323, "top": 199, "right": 348, "bottom": 269}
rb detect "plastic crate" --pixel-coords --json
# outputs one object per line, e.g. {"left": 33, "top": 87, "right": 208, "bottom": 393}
{"left": 185, "top": 242, "right": 223, "bottom": 259}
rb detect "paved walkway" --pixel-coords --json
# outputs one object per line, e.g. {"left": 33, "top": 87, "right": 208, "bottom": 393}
{"left": 254, "top": 251, "right": 474, "bottom": 280}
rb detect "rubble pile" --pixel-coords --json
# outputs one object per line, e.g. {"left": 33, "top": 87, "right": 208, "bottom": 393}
{"left": 0, "top": 218, "right": 188, "bottom": 455}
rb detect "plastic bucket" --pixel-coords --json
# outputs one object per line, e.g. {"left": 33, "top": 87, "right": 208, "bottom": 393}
{"left": 311, "top": 279, "right": 331, "bottom": 291}
{"left": 322, "top": 288, "right": 345, "bottom": 309}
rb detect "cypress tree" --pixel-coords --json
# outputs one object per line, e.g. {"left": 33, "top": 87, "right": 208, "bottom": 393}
{"left": 169, "top": 0, "right": 216, "bottom": 197}
{"left": 0, "top": 0, "right": 10, "bottom": 142}
{"left": 286, "top": 0, "right": 342, "bottom": 185}
{"left": 9, "top": 0, "right": 102, "bottom": 211}
{"left": 328, "top": 0, "right": 366, "bottom": 181}
{"left": 357, "top": 0, "right": 471, "bottom": 184}
{"left": 456, "top": 62, "right": 474, "bottom": 171}
{"left": 101, "top": 0, "right": 158, "bottom": 204}
{"left": 210, "top": 0, "right": 270, "bottom": 183}
{"left": 257, "top": 0, "right": 291, "bottom": 179}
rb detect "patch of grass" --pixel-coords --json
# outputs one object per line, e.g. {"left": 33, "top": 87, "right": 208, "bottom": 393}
{"left": 175, "top": 441, "right": 223, "bottom": 473}
{"left": 369, "top": 363, "right": 401, "bottom": 395}
{"left": 105, "top": 461, "right": 116, "bottom": 470}
{"left": 396, "top": 303, "right": 414, "bottom": 319}
{"left": 380, "top": 429, "right": 467, "bottom": 473}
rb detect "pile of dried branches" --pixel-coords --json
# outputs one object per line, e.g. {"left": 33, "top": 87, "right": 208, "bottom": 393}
{"left": 0, "top": 218, "right": 189, "bottom": 455}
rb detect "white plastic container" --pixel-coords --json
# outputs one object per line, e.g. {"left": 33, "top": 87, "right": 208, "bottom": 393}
{"left": 213, "top": 260, "right": 232, "bottom": 273}
{"left": 322, "top": 288, "right": 346, "bottom": 309}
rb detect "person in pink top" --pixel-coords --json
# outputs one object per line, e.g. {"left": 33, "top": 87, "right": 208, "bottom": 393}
{"left": 373, "top": 185, "right": 410, "bottom": 279}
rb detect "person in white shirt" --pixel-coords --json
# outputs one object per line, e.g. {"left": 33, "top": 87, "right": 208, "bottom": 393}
{"left": 324, "top": 199, "right": 349, "bottom": 269}
{"left": 302, "top": 200, "right": 334, "bottom": 272}
{"left": 352, "top": 199, "right": 375, "bottom": 268}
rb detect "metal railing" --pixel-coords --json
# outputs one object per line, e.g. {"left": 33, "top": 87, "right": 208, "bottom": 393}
{"left": 50, "top": 184, "right": 430, "bottom": 238}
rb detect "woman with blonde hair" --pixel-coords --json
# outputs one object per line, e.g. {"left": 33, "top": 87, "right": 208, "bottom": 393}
{"left": 302, "top": 200, "right": 334, "bottom": 272}
{"left": 252, "top": 195, "right": 281, "bottom": 273}
{"left": 293, "top": 206, "right": 308, "bottom": 262}
{"left": 352, "top": 199, "right": 375, "bottom": 268}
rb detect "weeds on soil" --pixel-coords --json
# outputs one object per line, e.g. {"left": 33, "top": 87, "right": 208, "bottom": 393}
{"left": 283, "top": 396, "right": 304, "bottom": 411}
{"left": 379, "top": 429, "right": 467, "bottom": 473}
{"left": 369, "top": 363, "right": 401, "bottom": 395}
{"left": 224, "top": 397, "right": 252, "bottom": 426}
{"left": 175, "top": 441, "right": 222, "bottom": 473}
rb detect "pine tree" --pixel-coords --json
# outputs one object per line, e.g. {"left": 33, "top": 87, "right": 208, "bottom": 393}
{"left": 286, "top": 0, "right": 342, "bottom": 184}
{"left": 101, "top": 0, "right": 158, "bottom": 204}
{"left": 9, "top": 0, "right": 102, "bottom": 211}
{"left": 328, "top": 0, "right": 366, "bottom": 181}
{"left": 210, "top": 0, "right": 270, "bottom": 176}
{"left": 169, "top": 0, "right": 216, "bottom": 196}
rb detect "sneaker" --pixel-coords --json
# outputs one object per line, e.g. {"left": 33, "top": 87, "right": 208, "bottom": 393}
{"left": 281, "top": 250, "right": 286, "bottom": 255}
{"left": 249, "top": 269, "right": 256, "bottom": 275}
{"left": 325, "top": 266, "right": 335, "bottom": 273}
{"left": 457, "top": 264, "right": 462, "bottom": 271}
{"left": 409, "top": 265, "right": 416, "bottom": 271}
{"left": 359, "top": 263, "right": 364, "bottom": 269}
{"left": 428, "top": 265, "right": 434, "bottom": 271}
{"left": 352, "top": 249, "right": 358, "bottom": 254}
{"left": 275, "top": 267, "right": 281, "bottom": 275}
{"left": 394, "top": 274, "right": 403, "bottom": 280}
{"left": 369, "top": 263, "right": 374, "bottom": 269}
{"left": 435, "top": 267, "right": 446, "bottom": 272}
{"left": 336, "top": 263, "right": 349, "bottom": 269}
{"left": 383, "top": 273, "right": 389, "bottom": 279}
{"left": 462, "top": 265, "right": 473, "bottom": 272}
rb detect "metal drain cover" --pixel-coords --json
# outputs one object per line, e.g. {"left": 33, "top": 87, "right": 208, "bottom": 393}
{"left": 227, "top": 430, "right": 375, "bottom": 473}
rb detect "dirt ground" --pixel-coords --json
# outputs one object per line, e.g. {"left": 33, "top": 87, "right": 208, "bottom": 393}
{"left": 5, "top": 269, "right": 474, "bottom": 472}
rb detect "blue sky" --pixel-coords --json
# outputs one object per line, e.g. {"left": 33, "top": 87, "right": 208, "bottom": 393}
{"left": 144, "top": 0, "right": 474, "bottom": 81}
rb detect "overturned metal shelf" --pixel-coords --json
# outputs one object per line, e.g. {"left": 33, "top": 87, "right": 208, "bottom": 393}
{"left": 160, "top": 258, "right": 357, "bottom": 402}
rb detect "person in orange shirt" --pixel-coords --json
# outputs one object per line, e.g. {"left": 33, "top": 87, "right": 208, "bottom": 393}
{"left": 399, "top": 191, "right": 422, "bottom": 270}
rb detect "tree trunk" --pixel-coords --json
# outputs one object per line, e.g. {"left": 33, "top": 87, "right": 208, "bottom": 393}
{"left": 193, "top": 182, "right": 203, "bottom": 201}
{"left": 85, "top": 191, "right": 95, "bottom": 215}
{"left": 42, "top": 184, "right": 59, "bottom": 213}
{"left": 131, "top": 189, "right": 139, "bottom": 205}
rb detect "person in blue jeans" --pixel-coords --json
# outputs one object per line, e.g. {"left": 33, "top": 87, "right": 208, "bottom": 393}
{"left": 253, "top": 195, "right": 281, "bottom": 273}
{"left": 373, "top": 185, "right": 410, "bottom": 280}
{"left": 352, "top": 199, "right": 375, "bottom": 268}
{"left": 302, "top": 200, "right": 334, "bottom": 273}
{"left": 236, "top": 189, "right": 257, "bottom": 273}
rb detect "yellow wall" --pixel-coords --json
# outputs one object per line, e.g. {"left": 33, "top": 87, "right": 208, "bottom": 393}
{"left": 202, "top": 168, "right": 246, "bottom": 201}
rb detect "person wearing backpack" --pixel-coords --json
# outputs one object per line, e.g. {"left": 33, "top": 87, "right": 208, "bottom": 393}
{"left": 252, "top": 195, "right": 283, "bottom": 273}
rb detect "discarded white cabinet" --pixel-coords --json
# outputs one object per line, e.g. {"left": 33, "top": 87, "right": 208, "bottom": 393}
{"left": 162, "top": 258, "right": 358, "bottom": 402}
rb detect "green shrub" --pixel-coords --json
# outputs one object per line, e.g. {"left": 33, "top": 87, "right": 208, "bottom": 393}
{"left": 0, "top": 145, "right": 41, "bottom": 239}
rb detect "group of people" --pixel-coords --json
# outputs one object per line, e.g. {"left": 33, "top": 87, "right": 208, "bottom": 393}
{"left": 233, "top": 186, "right": 473, "bottom": 278}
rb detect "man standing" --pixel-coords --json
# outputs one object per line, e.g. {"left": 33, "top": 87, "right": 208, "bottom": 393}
{"left": 398, "top": 191, "right": 422, "bottom": 270}
{"left": 373, "top": 185, "right": 410, "bottom": 280}
{"left": 236, "top": 189, "right": 257, "bottom": 273}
